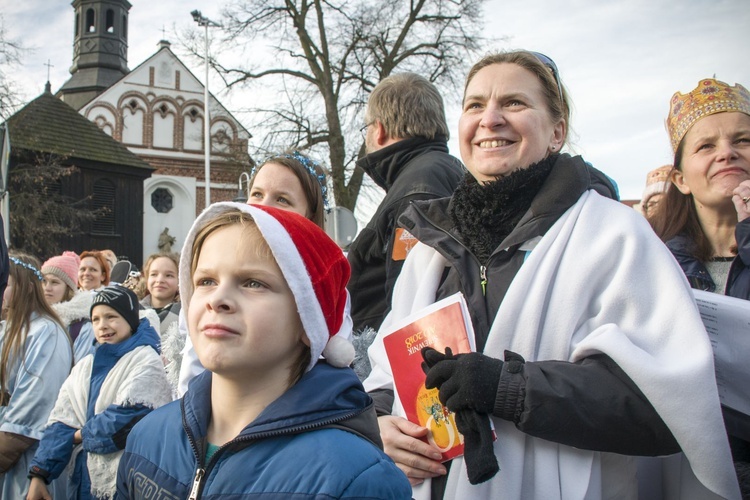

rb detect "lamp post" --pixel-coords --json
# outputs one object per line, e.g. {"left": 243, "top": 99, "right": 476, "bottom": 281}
{"left": 191, "top": 10, "right": 221, "bottom": 208}
{"left": 233, "top": 172, "right": 251, "bottom": 203}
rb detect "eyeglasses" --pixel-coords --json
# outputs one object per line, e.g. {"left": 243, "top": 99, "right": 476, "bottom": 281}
{"left": 359, "top": 122, "right": 372, "bottom": 139}
{"left": 530, "top": 51, "right": 563, "bottom": 105}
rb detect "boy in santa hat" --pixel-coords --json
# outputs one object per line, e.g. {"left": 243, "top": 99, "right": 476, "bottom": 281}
{"left": 116, "top": 203, "right": 411, "bottom": 499}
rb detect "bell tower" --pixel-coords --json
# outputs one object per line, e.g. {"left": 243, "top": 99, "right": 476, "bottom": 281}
{"left": 58, "top": 0, "right": 131, "bottom": 110}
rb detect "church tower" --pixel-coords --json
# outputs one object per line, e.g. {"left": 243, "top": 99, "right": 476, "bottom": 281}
{"left": 58, "top": 0, "right": 131, "bottom": 110}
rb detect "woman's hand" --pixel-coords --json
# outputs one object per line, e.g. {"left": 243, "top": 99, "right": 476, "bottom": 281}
{"left": 73, "top": 429, "right": 82, "bottom": 445}
{"left": 732, "top": 180, "right": 750, "bottom": 222}
{"left": 26, "top": 476, "right": 51, "bottom": 500}
{"left": 377, "top": 415, "right": 447, "bottom": 485}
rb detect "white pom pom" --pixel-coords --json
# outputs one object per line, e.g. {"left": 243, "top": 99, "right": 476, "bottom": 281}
{"left": 322, "top": 334, "right": 355, "bottom": 368}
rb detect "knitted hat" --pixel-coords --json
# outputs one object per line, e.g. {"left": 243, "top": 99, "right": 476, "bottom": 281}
{"left": 91, "top": 285, "right": 141, "bottom": 333}
{"left": 641, "top": 165, "right": 672, "bottom": 206}
{"left": 180, "top": 202, "right": 354, "bottom": 372}
{"left": 666, "top": 78, "right": 750, "bottom": 152}
{"left": 41, "top": 251, "right": 81, "bottom": 292}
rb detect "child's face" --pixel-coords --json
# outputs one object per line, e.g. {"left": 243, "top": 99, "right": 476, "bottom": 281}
{"left": 147, "top": 257, "right": 179, "bottom": 304}
{"left": 92, "top": 304, "right": 133, "bottom": 344}
{"left": 248, "top": 162, "right": 311, "bottom": 219}
{"left": 189, "top": 224, "right": 306, "bottom": 380}
{"left": 43, "top": 274, "right": 68, "bottom": 305}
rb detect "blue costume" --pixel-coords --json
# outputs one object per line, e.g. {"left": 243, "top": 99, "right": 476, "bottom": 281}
{"left": 0, "top": 314, "right": 72, "bottom": 499}
{"left": 30, "top": 319, "right": 172, "bottom": 499}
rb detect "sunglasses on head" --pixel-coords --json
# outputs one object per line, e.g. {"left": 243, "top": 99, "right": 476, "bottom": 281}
{"left": 529, "top": 51, "right": 563, "bottom": 104}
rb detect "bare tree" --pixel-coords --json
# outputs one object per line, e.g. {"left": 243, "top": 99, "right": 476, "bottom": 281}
{"left": 0, "top": 15, "right": 24, "bottom": 121}
{"left": 183, "top": 0, "right": 487, "bottom": 211}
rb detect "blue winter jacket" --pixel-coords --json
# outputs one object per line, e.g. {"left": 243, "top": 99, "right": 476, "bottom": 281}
{"left": 29, "top": 319, "right": 161, "bottom": 499}
{"left": 666, "top": 217, "right": 750, "bottom": 299}
{"left": 116, "top": 362, "right": 412, "bottom": 499}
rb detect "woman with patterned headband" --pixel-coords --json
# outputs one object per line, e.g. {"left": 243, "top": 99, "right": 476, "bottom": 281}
{"left": 650, "top": 78, "right": 750, "bottom": 497}
{"left": 363, "top": 51, "right": 740, "bottom": 498}
{"left": 0, "top": 253, "right": 72, "bottom": 498}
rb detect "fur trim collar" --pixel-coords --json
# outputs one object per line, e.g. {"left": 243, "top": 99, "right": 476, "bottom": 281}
{"left": 52, "top": 291, "right": 94, "bottom": 327}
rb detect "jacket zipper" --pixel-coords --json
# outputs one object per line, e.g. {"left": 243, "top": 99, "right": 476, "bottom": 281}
{"left": 182, "top": 399, "right": 368, "bottom": 499}
{"left": 480, "top": 265, "right": 488, "bottom": 296}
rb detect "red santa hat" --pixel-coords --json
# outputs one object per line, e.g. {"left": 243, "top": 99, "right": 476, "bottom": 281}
{"left": 180, "top": 202, "right": 354, "bottom": 372}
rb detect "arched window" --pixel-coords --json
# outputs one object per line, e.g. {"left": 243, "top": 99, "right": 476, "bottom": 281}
{"left": 91, "top": 179, "right": 116, "bottom": 235}
{"left": 86, "top": 8, "right": 96, "bottom": 33}
{"left": 106, "top": 9, "right": 115, "bottom": 33}
{"left": 75, "top": 12, "right": 80, "bottom": 37}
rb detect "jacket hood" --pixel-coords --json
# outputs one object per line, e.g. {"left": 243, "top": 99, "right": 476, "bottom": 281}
{"left": 52, "top": 290, "right": 93, "bottom": 327}
{"left": 183, "top": 362, "right": 378, "bottom": 445}
{"left": 356, "top": 136, "right": 450, "bottom": 190}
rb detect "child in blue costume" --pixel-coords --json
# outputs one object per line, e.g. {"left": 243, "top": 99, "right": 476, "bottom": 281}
{"left": 0, "top": 254, "right": 72, "bottom": 499}
{"left": 117, "top": 203, "right": 411, "bottom": 499}
{"left": 27, "top": 285, "right": 172, "bottom": 499}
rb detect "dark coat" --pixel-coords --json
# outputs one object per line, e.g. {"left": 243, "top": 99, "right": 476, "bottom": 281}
{"left": 347, "top": 137, "right": 464, "bottom": 333}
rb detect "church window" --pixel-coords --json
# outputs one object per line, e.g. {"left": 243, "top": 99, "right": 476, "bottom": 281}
{"left": 189, "top": 108, "right": 199, "bottom": 119}
{"left": 86, "top": 8, "right": 96, "bottom": 33}
{"left": 123, "top": 16, "right": 127, "bottom": 39}
{"left": 128, "top": 99, "right": 138, "bottom": 112}
{"left": 159, "top": 103, "right": 168, "bottom": 115}
{"left": 91, "top": 179, "right": 116, "bottom": 235}
{"left": 75, "top": 13, "right": 79, "bottom": 37}
{"left": 151, "top": 188, "right": 173, "bottom": 214}
{"left": 106, "top": 9, "right": 115, "bottom": 33}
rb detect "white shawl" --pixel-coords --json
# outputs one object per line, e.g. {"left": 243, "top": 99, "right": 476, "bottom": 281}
{"left": 365, "top": 190, "right": 740, "bottom": 500}
{"left": 48, "top": 345, "right": 173, "bottom": 499}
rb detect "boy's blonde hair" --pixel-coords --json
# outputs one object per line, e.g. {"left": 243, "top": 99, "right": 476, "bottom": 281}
{"left": 189, "top": 209, "right": 311, "bottom": 385}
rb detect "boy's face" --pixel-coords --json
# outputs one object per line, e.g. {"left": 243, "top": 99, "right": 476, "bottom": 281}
{"left": 189, "top": 224, "right": 306, "bottom": 380}
{"left": 92, "top": 304, "right": 133, "bottom": 344}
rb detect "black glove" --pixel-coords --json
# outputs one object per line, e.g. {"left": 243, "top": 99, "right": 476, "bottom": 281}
{"left": 421, "top": 347, "right": 503, "bottom": 414}
{"left": 455, "top": 411, "right": 500, "bottom": 484}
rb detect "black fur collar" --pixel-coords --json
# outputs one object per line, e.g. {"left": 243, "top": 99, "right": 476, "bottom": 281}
{"left": 450, "top": 155, "right": 556, "bottom": 262}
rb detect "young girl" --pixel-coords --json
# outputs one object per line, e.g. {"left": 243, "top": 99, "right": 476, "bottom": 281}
{"left": 139, "top": 253, "right": 180, "bottom": 335}
{"left": 0, "top": 253, "right": 72, "bottom": 499}
{"left": 42, "top": 251, "right": 96, "bottom": 363}
{"left": 117, "top": 203, "right": 410, "bottom": 499}
{"left": 27, "top": 285, "right": 172, "bottom": 500}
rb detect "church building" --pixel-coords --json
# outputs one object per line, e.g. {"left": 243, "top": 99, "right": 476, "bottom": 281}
{"left": 57, "top": 0, "right": 252, "bottom": 260}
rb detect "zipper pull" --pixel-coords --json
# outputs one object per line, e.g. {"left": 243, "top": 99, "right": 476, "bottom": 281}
{"left": 480, "top": 265, "right": 487, "bottom": 296}
{"left": 188, "top": 468, "right": 205, "bottom": 500}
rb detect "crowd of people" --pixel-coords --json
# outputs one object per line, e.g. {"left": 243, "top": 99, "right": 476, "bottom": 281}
{"left": 0, "top": 48, "right": 747, "bottom": 499}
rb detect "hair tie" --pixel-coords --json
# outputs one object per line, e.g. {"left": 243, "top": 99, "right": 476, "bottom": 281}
{"left": 10, "top": 257, "right": 44, "bottom": 281}
{"left": 252, "top": 151, "right": 330, "bottom": 211}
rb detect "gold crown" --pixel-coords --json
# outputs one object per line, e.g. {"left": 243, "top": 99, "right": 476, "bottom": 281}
{"left": 666, "top": 78, "right": 750, "bottom": 152}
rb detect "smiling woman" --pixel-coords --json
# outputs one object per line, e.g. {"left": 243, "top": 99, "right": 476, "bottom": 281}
{"left": 363, "top": 50, "right": 741, "bottom": 499}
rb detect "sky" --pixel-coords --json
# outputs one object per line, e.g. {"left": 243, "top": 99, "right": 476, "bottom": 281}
{"left": 2, "top": 0, "right": 750, "bottom": 203}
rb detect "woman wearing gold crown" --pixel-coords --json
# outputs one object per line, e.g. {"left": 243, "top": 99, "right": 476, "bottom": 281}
{"left": 364, "top": 51, "right": 741, "bottom": 499}
{"left": 651, "top": 78, "right": 750, "bottom": 497}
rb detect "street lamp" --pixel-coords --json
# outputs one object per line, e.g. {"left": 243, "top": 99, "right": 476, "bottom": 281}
{"left": 233, "top": 172, "right": 251, "bottom": 203}
{"left": 191, "top": 9, "right": 221, "bottom": 208}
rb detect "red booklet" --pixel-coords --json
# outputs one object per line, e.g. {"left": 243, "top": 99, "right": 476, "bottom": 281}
{"left": 382, "top": 293, "right": 476, "bottom": 462}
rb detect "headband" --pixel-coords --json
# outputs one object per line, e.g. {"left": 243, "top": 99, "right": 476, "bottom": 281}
{"left": 252, "top": 151, "right": 330, "bottom": 211}
{"left": 10, "top": 257, "right": 44, "bottom": 281}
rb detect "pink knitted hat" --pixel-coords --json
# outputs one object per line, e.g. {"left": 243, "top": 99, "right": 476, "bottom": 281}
{"left": 41, "top": 251, "right": 81, "bottom": 292}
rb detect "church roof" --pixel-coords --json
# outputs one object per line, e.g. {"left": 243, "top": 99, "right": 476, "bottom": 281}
{"left": 5, "top": 88, "right": 153, "bottom": 170}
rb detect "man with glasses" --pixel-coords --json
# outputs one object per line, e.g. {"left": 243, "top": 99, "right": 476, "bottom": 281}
{"left": 348, "top": 73, "right": 464, "bottom": 376}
